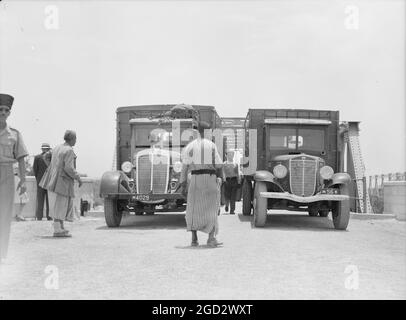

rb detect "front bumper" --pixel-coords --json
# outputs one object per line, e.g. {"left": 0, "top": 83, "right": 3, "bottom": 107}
{"left": 103, "top": 193, "right": 186, "bottom": 201}
{"left": 259, "top": 192, "right": 349, "bottom": 203}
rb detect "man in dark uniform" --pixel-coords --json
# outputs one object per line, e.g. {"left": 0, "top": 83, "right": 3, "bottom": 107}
{"left": 33, "top": 143, "right": 52, "bottom": 220}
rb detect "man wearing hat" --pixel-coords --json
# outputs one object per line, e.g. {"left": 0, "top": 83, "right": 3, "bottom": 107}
{"left": 0, "top": 93, "right": 29, "bottom": 263}
{"left": 33, "top": 143, "right": 52, "bottom": 221}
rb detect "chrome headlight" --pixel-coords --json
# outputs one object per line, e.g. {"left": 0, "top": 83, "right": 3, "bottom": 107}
{"left": 320, "top": 165, "right": 334, "bottom": 180}
{"left": 121, "top": 161, "right": 133, "bottom": 173}
{"left": 273, "top": 164, "right": 288, "bottom": 179}
{"left": 173, "top": 161, "right": 183, "bottom": 173}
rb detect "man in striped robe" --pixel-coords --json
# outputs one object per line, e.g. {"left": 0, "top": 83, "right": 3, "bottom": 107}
{"left": 179, "top": 124, "right": 224, "bottom": 247}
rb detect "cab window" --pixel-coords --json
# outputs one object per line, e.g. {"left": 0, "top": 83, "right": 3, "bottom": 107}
{"left": 269, "top": 127, "right": 325, "bottom": 151}
{"left": 269, "top": 128, "right": 296, "bottom": 149}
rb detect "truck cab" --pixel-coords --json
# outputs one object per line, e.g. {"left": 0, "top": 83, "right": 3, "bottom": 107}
{"left": 242, "top": 109, "right": 352, "bottom": 230}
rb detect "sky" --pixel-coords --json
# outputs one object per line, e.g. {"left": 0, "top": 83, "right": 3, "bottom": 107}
{"left": 0, "top": 0, "right": 404, "bottom": 179}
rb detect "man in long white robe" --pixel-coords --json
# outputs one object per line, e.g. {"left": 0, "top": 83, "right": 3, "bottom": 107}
{"left": 179, "top": 127, "right": 224, "bottom": 247}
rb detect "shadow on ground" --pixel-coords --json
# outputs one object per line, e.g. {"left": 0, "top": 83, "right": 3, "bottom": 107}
{"left": 175, "top": 244, "right": 224, "bottom": 250}
{"left": 96, "top": 213, "right": 186, "bottom": 230}
{"left": 237, "top": 212, "right": 338, "bottom": 231}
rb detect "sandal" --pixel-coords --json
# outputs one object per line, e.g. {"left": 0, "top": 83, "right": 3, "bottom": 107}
{"left": 53, "top": 230, "right": 72, "bottom": 238}
{"left": 207, "top": 239, "right": 223, "bottom": 247}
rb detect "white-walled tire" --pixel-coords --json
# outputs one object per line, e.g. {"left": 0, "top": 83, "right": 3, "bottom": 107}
{"left": 253, "top": 182, "right": 267, "bottom": 227}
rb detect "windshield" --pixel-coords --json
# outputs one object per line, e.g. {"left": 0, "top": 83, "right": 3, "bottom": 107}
{"left": 269, "top": 127, "right": 325, "bottom": 152}
{"left": 132, "top": 123, "right": 195, "bottom": 148}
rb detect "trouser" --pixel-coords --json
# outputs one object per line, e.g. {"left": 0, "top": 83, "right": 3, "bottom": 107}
{"left": 224, "top": 177, "right": 238, "bottom": 213}
{"left": 36, "top": 185, "right": 50, "bottom": 219}
{"left": 0, "top": 164, "right": 14, "bottom": 260}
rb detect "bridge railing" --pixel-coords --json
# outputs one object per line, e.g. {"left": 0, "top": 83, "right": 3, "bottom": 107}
{"left": 368, "top": 172, "right": 406, "bottom": 213}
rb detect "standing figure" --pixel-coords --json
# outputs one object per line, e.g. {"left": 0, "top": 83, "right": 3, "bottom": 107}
{"left": 40, "top": 130, "right": 82, "bottom": 237}
{"left": 223, "top": 151, "right": 241, "bottom": 215}
{"left": 179, "top": 123, "right": 224, "bottom": 247}
{"left": 33, "top": 143, "right": 52, "bottom": 221}
{"left": 0, "top": 93, "right": 28, "bottom": 263}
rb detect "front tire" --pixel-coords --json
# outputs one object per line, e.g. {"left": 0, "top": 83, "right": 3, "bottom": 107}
{"left": 253, "top": 182, "right": 267, "bottom": 227}
{"left": 332, "top": 185, "right": 350, "bottom": 230}
{"left": 242, "top": 178, "right": 253, "bottom": 216}
{"left": 104, "top": 198, "right": 123, "bottom": 227}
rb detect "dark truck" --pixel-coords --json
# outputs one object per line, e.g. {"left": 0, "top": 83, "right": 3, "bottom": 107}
{"left": 100, "top": 104, "right": 221, "bottom": 227}
{"left": 242, "top": 109, "right": 351, "bottom": 230}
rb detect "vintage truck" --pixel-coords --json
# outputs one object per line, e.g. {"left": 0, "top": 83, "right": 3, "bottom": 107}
{"left": 100, "top": 104, "right": 222, "bottom": 227}
{"left": 242, "top": 109, "right": 352, "bottom": 230}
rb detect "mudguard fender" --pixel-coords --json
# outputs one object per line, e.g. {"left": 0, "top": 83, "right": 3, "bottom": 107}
{"left": 254, "top": 170, "right": 284, "bottom": 192}
{"left": 326, "top": 172, "right": 351, "bottom": 188}
{"left": 100, "top": 171, "right": 131, "bottom": 197}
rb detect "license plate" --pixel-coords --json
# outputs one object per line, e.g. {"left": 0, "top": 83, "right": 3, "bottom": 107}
{"left": 322, "top": 189, "right": 337, "bottom": 195}
{"left": 134, "top": 194, "right": 150, "bottom": 201}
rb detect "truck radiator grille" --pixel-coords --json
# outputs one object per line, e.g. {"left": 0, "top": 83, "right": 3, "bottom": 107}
{"left": 289, "top": 159, "right": 316, "bottom": 197}
{"left": 137, "top": 154, "right": 152, "bottom": 193}
{"left": 136, "top": 151, "right": 169, "bottom": 194}
{"left": 152, "top": 153, "right": 169, "bottom": 194}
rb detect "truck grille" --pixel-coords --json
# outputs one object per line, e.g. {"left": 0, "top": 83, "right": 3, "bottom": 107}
{"left": 289, "top": 158, "right": 317, "bottom": 197}
{"left": 136, "top": 150, "right": 169, "bottom": 194}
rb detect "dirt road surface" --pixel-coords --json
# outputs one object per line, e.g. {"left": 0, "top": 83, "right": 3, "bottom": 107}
{"left": 1, "top": 204, "right": 405, "bottom": 300}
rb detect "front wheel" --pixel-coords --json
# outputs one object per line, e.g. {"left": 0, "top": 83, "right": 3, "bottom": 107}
{"left": 104, "top": 198, "right": 123, "bottom": 227}
{"left": 242, "top": 178, "right": 253, "bottom": 216}
{"left": 332, "top": 185, "right": 350, "bottom": 230}
{"left": 253, "top": 182, "right": 267, "bottom": 227}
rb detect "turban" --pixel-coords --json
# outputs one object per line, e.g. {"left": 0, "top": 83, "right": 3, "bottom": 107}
{"left": 0, "top": 94, "right": 14, "bottom": 108}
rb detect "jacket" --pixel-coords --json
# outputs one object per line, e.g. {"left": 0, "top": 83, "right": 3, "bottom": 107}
{"left": 39, "top": 143, "right": 80, "bottom": 197}
{"left": 33, "top": 153, "right": 49, "bottom": 183}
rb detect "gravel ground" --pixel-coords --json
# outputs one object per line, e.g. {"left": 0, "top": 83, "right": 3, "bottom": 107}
{"left": 0, "top": 203, "right": 405, "bottom": 300}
